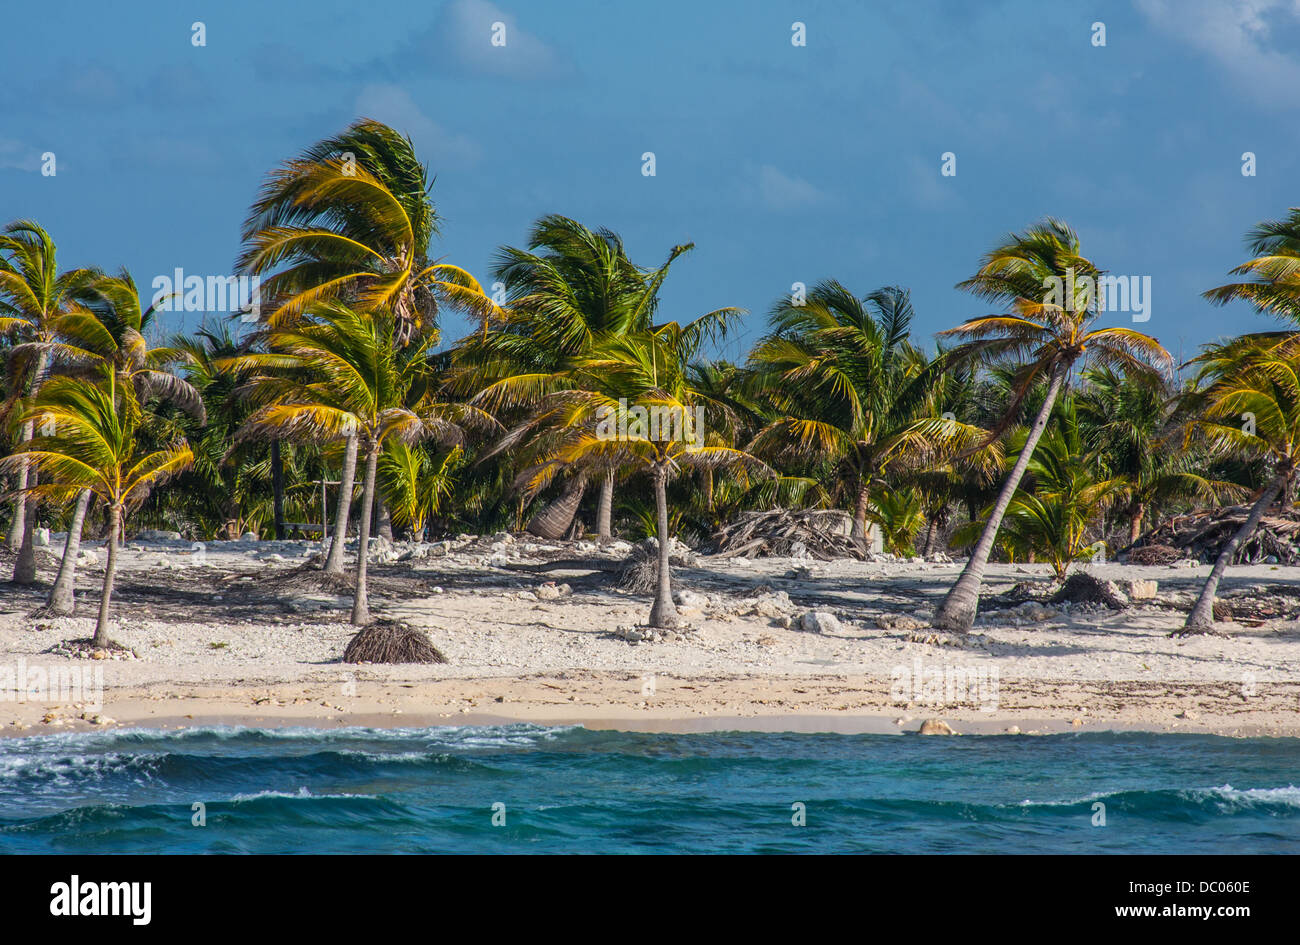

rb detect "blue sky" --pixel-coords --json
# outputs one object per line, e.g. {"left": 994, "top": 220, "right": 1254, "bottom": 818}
{"left": 3, "top": 0, "right": 1299, "bottom": 365}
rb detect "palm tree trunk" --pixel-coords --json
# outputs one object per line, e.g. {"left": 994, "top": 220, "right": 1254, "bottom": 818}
{"left": 351, "top": 447, "right": 379, "bottom": 625}
{"left": 851, "top": 478, "right": 870, "bottom": 544}
{"left": 12, "top": 349, "right": 51, "bottom": 570}
{"left": 934, "top": 362, "right": 1069, "bottom": 632}
{"left": 376, "top": 495, "right": 393, "bottom": 541}
{"left": 1128, "top": 502, "right": 1145, "bottom": 546}
{"left": 1180, "top": 474, "right": 1286, "bottom": 634}
{"left": 923, "top": 518, "right": 938, "bottom": 556}
{"left": 647, "top": 467, "right": 679, "bottom": 628}
{"left": 271, "top": 439, "right": 286, "bottom": 540}
{"left": 324, "top": 433, "right": 358, "bottom": 574}
{"left": 527, "top": 476, "right": 587, "bottom": 539}
{"left": 13, "top": 465, "right": 39, "bottom": 584}
{"left": 93, "top": 503, "right": 121, "bottom": 649}
{"left": 5, "top": 418, "right": 33, "bottom": 550}
{"left": 47, "top": 489, "right": 90, "bottom": 615}
{"left": 597, "top": 469, "right": 615, "bottom": 539}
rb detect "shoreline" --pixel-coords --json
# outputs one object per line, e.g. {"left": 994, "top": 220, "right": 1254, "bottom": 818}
{"left": 4, "top": 674, "right": 1298, "bottom": 739}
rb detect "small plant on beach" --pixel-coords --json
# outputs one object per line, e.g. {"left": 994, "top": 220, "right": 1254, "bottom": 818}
{"left": 2, "top": 375, "right": 193, "bottom": 650}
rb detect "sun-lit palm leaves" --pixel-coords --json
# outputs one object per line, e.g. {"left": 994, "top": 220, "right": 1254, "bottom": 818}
{"left": 0, "top": 220, "right": 100, "bottom": 575}
{"left": 238, "top": 119, "right": 499, "bottom": 343}
{"left": 1204, "top": 207, "right": 1300, "bottom": 323}
{"left": 933, "top": 219, "right": 1171, "bottom": 632}
{"left": 516, "top": 314, "right": 768, "bottom": 627}
{"left": 1, "top": 375, "right": 191, "bottom": 647}
{"left": 231, "top": 302, "right": 497, "bottom": 622}
{"left": 451, "top": 216, "right": 706, "bottom": 538}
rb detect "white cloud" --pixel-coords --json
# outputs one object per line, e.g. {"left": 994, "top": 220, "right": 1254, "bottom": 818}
{"left": 1137, "top": 0, "right": 1300, "bottom": 106}
{"left": 431, "top": 0, "right": 573, "bottom": 80}
{"left": 0, "top": 140, "right": 41, "bottom": 172}
{"left": 353, "top": 84, "right": 481, "bottom": 167}
{"left": 757, "top": 164, "right": 826, "bottom": 210}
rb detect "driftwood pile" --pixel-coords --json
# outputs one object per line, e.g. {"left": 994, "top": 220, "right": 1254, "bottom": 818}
{"left": 1130, "top": 504, "right": 1300, "bottom": 565}
{"left": 706, "top": 509, "right": 866, "bottom": 560}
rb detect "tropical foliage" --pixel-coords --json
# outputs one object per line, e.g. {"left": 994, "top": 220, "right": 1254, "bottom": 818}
{"left": 3, "top": 120, "right": 1297, "bottom": 651}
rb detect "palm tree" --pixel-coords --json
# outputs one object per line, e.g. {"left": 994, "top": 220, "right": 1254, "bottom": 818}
{"left": 989, "top": 404, "right": 1123, "bottom": 579}
{"left": 0, "top": 220, "right": 98, "bottom": 580}
{"left": 2, "top": 375, "right": 192, "bottom": 648}
{"left": 232, "top": 303, "right": 496, "bottom": 624}
{"left": 932, "top": 219, "right": 1172, "bottom": 632}
{"left": 1076, "top": 367, "right": 1237, "bottom": 544}
{"left": 238, "top": 118, "right": 499, "bottom": 344}
{"left": 1204, "top": 206, "right": 1300, "bottom": 322}
{"left": 1176, "top": 339, "right": 1300, "bottom": 634}
{"left": 748, "top": 282, "right": 990, "bottom": 547}
{"left": 519, "top": 315, "right": 767, "bottom": 627}
{"left": 452, "top": 215, "right": 695, "bottom": 539}
{"left": 33, "top": 272, "right": 204, "bottom": 613}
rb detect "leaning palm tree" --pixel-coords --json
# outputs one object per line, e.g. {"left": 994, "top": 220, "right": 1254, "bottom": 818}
{"left": 2, "top": 375, "right": 192, "bottom": 649}
{"left": 1176, "top": 338, "right": 1300, "bottom": 634}
{"left": 932, "top": 219, "right": 1171, "bottom": 632}
{"left": 238, "top": 118, "right": 499, "bottom": 344}
{"left": 0, "top": 220, "right": 99, "bottom": 579}
{"left": 32, "top": 271, "right": 204, "bottom": 614}
{"left": 748, "top": 282, "right": 993, "bottom": 546}
{"left": 232, "top": 303, "right": 497, "bottom": 624}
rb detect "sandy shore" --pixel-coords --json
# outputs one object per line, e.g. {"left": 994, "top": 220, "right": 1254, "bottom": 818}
{"left": 2, "top": 534, "right": 1298, "bottom": 738}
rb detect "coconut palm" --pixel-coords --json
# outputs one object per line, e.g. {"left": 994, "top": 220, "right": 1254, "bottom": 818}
{"left": 932, "top": 219, "right": 1172, "bottom": 632}
{"left": 748, "top": 282, "right": 992, "bottom": 547}
{"left": 32, "top": 271, "right": 204, "bottom": 613}
{"left": 1204, "top": 207, "right": 1300, "bottom": 323}
{"left": 2, "top": 375, "right": 192, "bottom": 648}
{"left": 0, "top": 220, "right": 99, "bottom": 579}
{"left": 519, "top": 314, "right": 767, "bottom": 627}
{"left": 232, "top": 302, "right": 497, "bottom": 624}
{"left": 238, "top": 119, "right": 499, "bottom": 344}
{"left": 1176, "top": 339, "right": 1300, "bottom": 634}
{"left": 1076, "top": 366, "right": 1238, "bottom": 544}
{"left": 988, "top": 406, "right": 1123, "bottom": 579}
{"left": 452, "top": 215, "right": 696, "bottom": 539}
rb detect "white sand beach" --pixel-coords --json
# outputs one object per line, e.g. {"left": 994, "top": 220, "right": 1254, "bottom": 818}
{"left": 2, "top": 534, "right": 1297, "bottom": 737}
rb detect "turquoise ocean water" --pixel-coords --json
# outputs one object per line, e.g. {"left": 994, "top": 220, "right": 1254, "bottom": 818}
{"left": 1, "top": 726, "right": 1296, "bottom": 853}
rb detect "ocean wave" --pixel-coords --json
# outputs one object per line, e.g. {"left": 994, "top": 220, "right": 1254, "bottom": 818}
{"left": 230, "top": 787, "right": 380, "bottom": 801}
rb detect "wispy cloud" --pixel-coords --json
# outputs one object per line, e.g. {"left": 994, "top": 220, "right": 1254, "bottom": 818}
{"left": 756, "top": 164, "right": 826, "bottom": 210}
{"left": 361, "top": 0, "right": 575, "bottom": 82}
{"left": 354, "top": 84, "right": 481, "bottom": 167}
{"left": 1137, "top": 0, "right": 1300, "bottom": 106}
{"left": 0, "top": 140, "right": 42, "bottom": 172}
